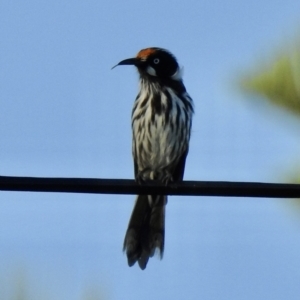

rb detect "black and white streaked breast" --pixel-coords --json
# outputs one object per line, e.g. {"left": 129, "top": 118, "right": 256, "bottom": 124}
{"left": 132, "top": 78, "right": 194, "bottom": 181}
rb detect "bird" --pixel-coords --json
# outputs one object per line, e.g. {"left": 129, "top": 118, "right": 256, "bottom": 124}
{"left": 113, "top": 47, "right": 194, "bottom": 270}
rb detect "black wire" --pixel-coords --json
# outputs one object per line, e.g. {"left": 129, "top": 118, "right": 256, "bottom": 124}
{"left": 0, "top": 176, "right": 299, "bottom": 198}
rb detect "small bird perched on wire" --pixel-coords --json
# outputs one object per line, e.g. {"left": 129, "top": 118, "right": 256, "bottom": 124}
{"left": 113, "top": 47, "right": 194, "bottom": 270}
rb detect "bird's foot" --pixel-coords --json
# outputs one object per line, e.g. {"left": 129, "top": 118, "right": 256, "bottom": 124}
{"left": 161, "top": 172, "right": 174, "bottom": 186}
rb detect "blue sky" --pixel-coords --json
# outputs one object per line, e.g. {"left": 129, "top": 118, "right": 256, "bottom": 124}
{"left": 1, "top": 0, "right": 300, "bottom": 299}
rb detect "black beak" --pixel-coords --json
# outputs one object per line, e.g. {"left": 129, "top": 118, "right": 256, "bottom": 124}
{"left": 111, "top": 58, "right": 138, "bottom": 69}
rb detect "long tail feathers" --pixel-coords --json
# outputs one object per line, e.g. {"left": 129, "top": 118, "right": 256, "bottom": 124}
{"left": 123, "top": 195, "right": 167, "bottom": 270}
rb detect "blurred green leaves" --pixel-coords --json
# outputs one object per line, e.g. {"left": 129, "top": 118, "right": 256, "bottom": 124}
{"left": 2, "top": 270, "right": 107, "bottom": 300}
{"left": 239, "top": 38, "right": 300, "bottom": 203}
{"left": 241, "top": 45, "right": 300, "bottom": 115}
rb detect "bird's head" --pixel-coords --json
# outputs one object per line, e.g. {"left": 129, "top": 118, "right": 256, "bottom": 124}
{"left": 112, "top": 47, "right": 182, "bottom": 81}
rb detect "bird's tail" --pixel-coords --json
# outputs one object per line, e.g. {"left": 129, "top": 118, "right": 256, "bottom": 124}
{"left": 123, "top": 194, "right": 167, "bottom": 270}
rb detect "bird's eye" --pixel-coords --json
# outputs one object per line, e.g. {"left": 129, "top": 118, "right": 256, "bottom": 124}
{"left": 153, "top": 58, "right": 160, "bottom": 64}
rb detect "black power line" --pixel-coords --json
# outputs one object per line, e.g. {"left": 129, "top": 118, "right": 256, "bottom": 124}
{"left": 0, "top": 175, "right": 299, "bottom": 198}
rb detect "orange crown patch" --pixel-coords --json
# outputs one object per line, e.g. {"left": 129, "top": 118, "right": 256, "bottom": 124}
{"left": 136, "top": 48, "right": 157, "bottom": 59}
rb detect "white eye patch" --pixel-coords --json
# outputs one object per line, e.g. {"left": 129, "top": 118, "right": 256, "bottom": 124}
{"left": 171, "top": 66, "right": 183, "bottom": 81}
{"left": 146, "top": 66, "right": 157, "bottom": 76}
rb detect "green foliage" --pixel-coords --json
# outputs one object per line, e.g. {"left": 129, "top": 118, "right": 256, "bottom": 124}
{"left": 241, "top": 47, "right": 300, "bottom": 115}
{"left": 239, "top": 39, "right": 300, "bottom": 205}
{"left": 2, "top": 270, "right": 107, "bottom": 300}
